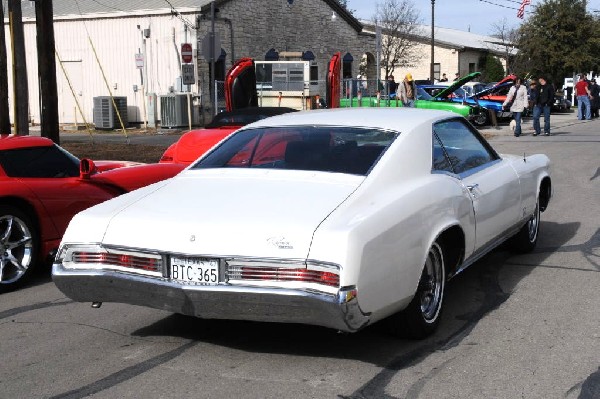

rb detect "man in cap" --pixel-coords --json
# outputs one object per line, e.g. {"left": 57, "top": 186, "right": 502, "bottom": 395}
{"left": 399, "top": 73, "right": 417, "bottom": 107}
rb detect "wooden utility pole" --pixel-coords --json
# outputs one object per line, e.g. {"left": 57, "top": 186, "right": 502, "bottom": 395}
{"left": 35, "top": 0, "right": 59, "bottom": 143}
{"left": 0, "top": 4, "right": 11, "bottom": 134}
{"left": 8, "top": 0, "right": 29, "bottom": 135}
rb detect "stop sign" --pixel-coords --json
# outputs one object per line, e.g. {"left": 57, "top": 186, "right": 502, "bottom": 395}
{"left": 181, "top": 43, "right": 193, "bottom": 63}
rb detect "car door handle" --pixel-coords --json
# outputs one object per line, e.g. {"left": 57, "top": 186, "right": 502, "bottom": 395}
{"left": 466, "top": 184, "right": 479, "bottom": 193}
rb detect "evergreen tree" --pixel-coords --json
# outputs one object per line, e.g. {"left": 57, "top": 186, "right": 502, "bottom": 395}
{"left": 515, "top": 0, "right": 600, "bottom": 85}
{"left": 478, "top": 53, "right": 505, "bottom": 82}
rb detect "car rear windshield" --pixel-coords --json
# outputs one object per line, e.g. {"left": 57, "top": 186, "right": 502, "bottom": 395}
{"left": 0, "top": 145, "right": 80, "bottom": 178}
{"left": 191, "top": 126, "right": 398, "bottom": 176}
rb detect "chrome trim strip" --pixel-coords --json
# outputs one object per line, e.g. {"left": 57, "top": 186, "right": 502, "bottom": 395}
{"left": 52, "top": 264, "right": 370, "bottom": 333}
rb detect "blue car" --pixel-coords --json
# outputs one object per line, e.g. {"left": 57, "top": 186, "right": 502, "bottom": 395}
{"left": 418, "top": 71, "right": 515, "bottom": 126}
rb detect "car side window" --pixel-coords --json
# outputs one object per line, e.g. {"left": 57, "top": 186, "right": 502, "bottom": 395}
{"left": 433, "top": 119, "right": 499, "bottom": 175}
{"left": 0, "top": 145, "right": 80, "bottom": 178}
{"left": 432, "top": 134, "right": 453, "bottom": 173}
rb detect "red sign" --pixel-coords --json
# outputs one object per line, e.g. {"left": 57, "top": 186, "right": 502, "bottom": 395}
{"left": 181, "top": 43, "right": 193, "bottom": 63}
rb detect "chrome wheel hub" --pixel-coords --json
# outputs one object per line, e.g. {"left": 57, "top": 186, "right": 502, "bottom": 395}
{"left": 528, "top": 202, "right": 540, "bottom": 243}
{"left": 420, "top": 243, "right": 444, "bottom": 322}
{"left": 0, "top": 215, "right": 33, "bottom": 284}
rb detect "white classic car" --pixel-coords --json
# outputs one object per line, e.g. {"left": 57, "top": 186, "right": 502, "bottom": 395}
{"left": 53, "top": 108, "right": 552, "bottom": 339}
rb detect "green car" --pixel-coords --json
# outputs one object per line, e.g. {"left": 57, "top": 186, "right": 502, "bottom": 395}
{"left": 340, "top": 72, "right": 485, "bottom": 124}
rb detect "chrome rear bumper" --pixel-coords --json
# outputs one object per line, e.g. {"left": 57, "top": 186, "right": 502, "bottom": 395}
{"left": 52, "top": 263, "right": 370, "bottom": 333}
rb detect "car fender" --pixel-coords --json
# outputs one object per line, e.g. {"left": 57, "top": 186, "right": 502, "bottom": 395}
{"left": 309, "top": 175, "right": 474, "bottom": 322}
{"left": 503, "top": 153, "right": 551, "bottom": 218}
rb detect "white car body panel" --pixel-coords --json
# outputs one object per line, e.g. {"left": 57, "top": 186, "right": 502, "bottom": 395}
{"left": 99, "top": 169, "right": 361, "bottom": 259}
{"left": 53, "top": 108, "right": 551, "bottom": 334}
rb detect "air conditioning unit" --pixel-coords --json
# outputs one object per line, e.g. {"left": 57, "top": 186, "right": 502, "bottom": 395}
{"left": 160, "top": 93, "right": 192, "bottom": 128}
{"left": 93, "top": 96, "right": 128, "bottom": 130}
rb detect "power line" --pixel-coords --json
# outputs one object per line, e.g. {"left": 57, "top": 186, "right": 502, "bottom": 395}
{"left": 479, "top": 0, "right": 519, "bottom": 11}
{"left": 163, "top": 0, "right": 197, "bottom": 30}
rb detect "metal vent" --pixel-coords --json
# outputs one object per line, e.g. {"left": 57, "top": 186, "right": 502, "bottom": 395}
{"left": 160, "top": 94, "right": 192, "bottom": 128}
{"left": 93, "top": 96, "right": 128, "bottom": 130}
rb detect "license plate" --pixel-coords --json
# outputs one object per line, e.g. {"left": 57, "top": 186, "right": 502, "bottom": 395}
{"left": 170, "top": 256, "right": 219, "bottom": 285}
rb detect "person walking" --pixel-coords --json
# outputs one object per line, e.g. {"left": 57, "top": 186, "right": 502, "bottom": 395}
{"left": 588, "top": 78, "right": 599, "bottom": 118}
{"left": 532, "top": 76, "right": 554, "bottom": 136}
{"left": 575, "top": 73, "right": 593, "bottom": 120}
{"left": 399, "top": 73, "right": 417, "bottom": 108}
{"left": 503, "top": 77, "right": 529, "bottom": 137}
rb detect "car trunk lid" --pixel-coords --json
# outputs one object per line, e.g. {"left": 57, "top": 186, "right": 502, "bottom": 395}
{"left": 101, "top": 169, "right": 361, "bottom": 259}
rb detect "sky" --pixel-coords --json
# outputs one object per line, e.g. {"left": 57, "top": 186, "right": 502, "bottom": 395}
{"left": 346, "top": 0, "right": 600, "bottom": 36}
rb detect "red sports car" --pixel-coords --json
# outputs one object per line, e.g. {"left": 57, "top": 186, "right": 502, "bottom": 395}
{"left": 0, "top": 135, "right": 185, "bottom": 291}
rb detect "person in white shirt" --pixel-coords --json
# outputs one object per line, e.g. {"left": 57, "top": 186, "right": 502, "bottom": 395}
{"left": 503, "top": 77, "right": 529, "bottom": 137}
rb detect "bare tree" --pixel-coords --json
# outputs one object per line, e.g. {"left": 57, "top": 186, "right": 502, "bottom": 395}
{"left": 373, "top": 0, "right": 422, "bottom": 80}
{"left": 490, "top": 18, "right": 520, "bottom": 75}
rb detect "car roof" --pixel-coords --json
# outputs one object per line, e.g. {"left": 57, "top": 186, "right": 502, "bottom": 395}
{"left": 244, "top": 108, "right": 455, "bottom": 132}
{"left": 0, "top": 134, "right": 55, "bottom": 151}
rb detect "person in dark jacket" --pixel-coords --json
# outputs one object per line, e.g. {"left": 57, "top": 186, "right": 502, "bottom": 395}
{"left": 589, "top": 79, "right": 600, "bottom": 118}
{"left": 532, "top": 76, "right": 554, "bottom": 136}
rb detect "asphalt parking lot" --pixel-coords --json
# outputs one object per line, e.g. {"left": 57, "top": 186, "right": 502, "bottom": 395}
{"left": 7, "top": 108, "right": 598, "bottom": 399}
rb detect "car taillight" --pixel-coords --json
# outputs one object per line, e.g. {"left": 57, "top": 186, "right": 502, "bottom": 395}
{"left": 159, "top": 155, "right": 174, "bottom": 163}
{"left": 235, "top": 266, "right": 339, "bottom": 287}
{"left": 72, "top": 251, "right": 161, "bottom": 273}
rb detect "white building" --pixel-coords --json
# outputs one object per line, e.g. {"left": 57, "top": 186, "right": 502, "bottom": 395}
{"left": 361, "top": 22, "right": 516, "bottom": 83}
{"left": 9, "top": 0, "right": 204, "bottom": 127}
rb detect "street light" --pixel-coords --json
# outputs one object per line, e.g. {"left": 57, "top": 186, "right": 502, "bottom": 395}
{"left": 430, "top": 0, "right": 435, "bottom": 83}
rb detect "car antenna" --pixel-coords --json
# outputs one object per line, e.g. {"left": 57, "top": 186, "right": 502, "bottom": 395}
{"left": 523, "top": 152, "right": 527, "bottom": 163}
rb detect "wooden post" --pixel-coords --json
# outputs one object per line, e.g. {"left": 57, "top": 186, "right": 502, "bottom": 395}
{"left": 0, "top": 4, "right": 11, "bottom": 134}
{"left": 8, "top": 0, "right": 29, "bottom": 135}
{"left": 35, "top": 0, "right": 60, "bottom": 144}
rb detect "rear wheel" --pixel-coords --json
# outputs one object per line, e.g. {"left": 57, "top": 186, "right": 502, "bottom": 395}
{"left": 472, "top": 110, "right": 489, "bottom": 126}
{"left": 0, "top": 205, "right": 38, "bottom": 292}
{"left": 387, "top": 241, "right": 446, "bottom": 339}
{"left": 509, "top": 197, "right": 540, "bottom": 253}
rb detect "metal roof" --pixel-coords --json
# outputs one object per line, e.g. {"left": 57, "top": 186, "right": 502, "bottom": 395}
{"left": 18, "top": 0, "right": 208, "bottom": 20}
{"left": 362, "top": 22, "right": 517, "bottom": 56}
{"left": 17, "top": 0, "right": 363, "bottom": 32}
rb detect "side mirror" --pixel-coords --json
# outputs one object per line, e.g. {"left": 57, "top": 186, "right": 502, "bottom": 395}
{"left": 79, "top": 158, "right": 97, "bottom": 180}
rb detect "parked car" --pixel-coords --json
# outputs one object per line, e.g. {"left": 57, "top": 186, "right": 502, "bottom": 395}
{"left": 420, "top": 82, "right": 514, "bottom": 126}
{"left": 552, "top": 91, "right": 571, "bottom": 112}
{"left": 160, "top": 107, "right": 297, "bottom": 164}
{"left": 53, "top": 108, "right": 552, "bottom": 339}
{"left": 418, "top": 72, "right": 489, "bottom": 126}
{"left": 339, "top": 74, "right": 485, "bottom": 124}
{"left": 0, "top": 135, "right": 185, "bottom": 291}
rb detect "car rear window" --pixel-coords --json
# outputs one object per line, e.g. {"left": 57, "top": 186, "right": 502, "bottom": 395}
{"left": 192, "top": 126, "right": 398, "bottom": 176}
{"left": 0, "top": 145, "right": 80, "bottom": 178}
